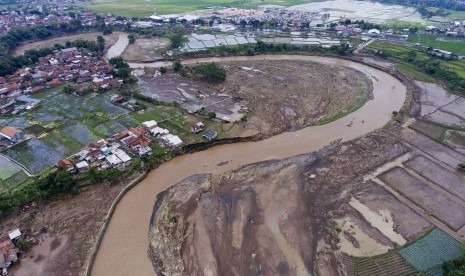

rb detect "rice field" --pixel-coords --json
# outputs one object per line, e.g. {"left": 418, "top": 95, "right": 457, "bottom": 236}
{"left": 3, "top": 139, "right": 62, "bottom": 174}
{"left": 0, "top": 156, "right": 22, "bottom": 182}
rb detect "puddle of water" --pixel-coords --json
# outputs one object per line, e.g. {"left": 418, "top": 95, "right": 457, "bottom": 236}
{"left": 337, "top": 218, "right": 392, "bottom": 257}
{"left": 349, "top": 197, "right": 406, "bottom": 246}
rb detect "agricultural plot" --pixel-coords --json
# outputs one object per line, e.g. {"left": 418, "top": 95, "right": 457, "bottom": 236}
{"left": 3, "top": 139, "right": 62, "bottom": 174}
{"left": 0, "top": 156, "right": 22, "bottom": 182}
{"left": 40, "top": 129, "right": 84, "bottom": 156}
{"left": 409, "top": 120, "right": 448, "bottom": 142}
{"left": 355, "top": 253, "right": 417, "bottom": 276}
{"left": 399, "top": 229, "right": 463, "bottom": 274}
{"left": 380, "top": 167, "right": 465, "bottom": 231}
{"left": 62, "top": 122, "right": 102, "bottom": 146}
{"left": 28, "top": 89, "right": 128, "bottom": 125}
{"left": 0, "top": 171, "right": 29, "bottom": 193}
{"left": 93, "top": 120, "right": 127, "bottom": 137}
{"left": 405, "top": 155, "right": 465, "bottom": 202}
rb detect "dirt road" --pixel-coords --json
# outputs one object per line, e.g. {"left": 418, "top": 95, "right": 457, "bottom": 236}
{"left": 91, "top": 56, "right": 406, "bottom": 276}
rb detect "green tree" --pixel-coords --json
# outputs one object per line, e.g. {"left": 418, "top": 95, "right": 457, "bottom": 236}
{"left": 16, "top": 239, "right": 30, "bottom": 251}
{"left": 62, "top": 84, "right": 75, "bottom": 94}
{"left": 128, "top": 33, "right": 136, "bottom": 44}
{"left": 97, "top": 35, "right": 105, "bottom": 52}
{"left": 194, "top": 62, "right": 226, "bottom": 82}
{"left": 173, "top": 59, "right": 183, "bottom": 72}
{"left": 167, "top": 32, "right": 187, "bottom": 48}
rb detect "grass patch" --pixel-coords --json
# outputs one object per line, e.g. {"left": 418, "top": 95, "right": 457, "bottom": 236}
{"left": 310, "top": 90, "right": 368, "bottom": 126}
{"left": 410, "top": 119, "right": 449, "bottom": 142}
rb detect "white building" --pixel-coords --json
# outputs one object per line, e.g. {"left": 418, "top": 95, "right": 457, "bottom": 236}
{"left": 161, "top": 134, "right": 183, "bottom": 147}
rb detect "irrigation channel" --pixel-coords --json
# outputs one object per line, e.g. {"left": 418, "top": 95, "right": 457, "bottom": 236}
{"left": 91, "top": 36, "right": 407, "bottom": 276}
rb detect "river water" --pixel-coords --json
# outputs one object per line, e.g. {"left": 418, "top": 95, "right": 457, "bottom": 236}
{"left": 91, "top": 45, "right": 407, "bottom": 275}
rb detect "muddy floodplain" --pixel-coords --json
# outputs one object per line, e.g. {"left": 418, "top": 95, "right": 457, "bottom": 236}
{"left": 138, "top": 60, "right": 372, "bottom": 136}
{"left": 148, "top": 134, "right": 435, "bottom": 275}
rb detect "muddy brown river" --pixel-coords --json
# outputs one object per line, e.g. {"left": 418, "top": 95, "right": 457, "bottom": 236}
{"left": 91, "top": 53, "right": 406, "bottom": 275}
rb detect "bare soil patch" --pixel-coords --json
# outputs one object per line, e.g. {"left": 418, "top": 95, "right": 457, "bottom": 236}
{"left": 139, "top": 60, "right": 371, "bottom": 136}
{"left": 0, "top": 177, "right": 132, "bottom": 275}
{"left": 148, "top": 134, "right": 430, "bottom": 275}
{"left": 13, "top": 32, "right": 121, "bottom": 56}
{"left": 405, "top": 155, "right": 465, "bottom": 201}
{"left": 121, "top": 37, "right": 170, "bottom": 62}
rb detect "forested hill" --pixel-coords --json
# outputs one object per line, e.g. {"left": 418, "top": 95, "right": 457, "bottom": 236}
{"left": 371, "top": 0, "right": 465, "bottom": 11}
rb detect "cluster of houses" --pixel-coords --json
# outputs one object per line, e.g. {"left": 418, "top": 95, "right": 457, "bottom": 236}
{"left": 426, "top": 21, "right": 465, "bottom": 37}
{"left": 211, "top": 7, "right": 327, "bottom": 29}
{"left": 0, "top": 47, "right": 122, "bottom": 114}
{"left": 0, "top": 229, "right": 22, "bottom": 275}
{"left": 56, "top": 120, "right": 184, "bottom": 173}
{"left": 0, "top": 5, "right": 125, "bottom": 35}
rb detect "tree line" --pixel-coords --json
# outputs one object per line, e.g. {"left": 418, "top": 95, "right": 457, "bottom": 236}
{"left": 0, "top": 170, "right": 77, "bottom": 218}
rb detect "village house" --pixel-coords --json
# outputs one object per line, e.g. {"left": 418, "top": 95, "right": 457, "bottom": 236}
{"left": 0, "top": 126, "right": 23, "bottom": 143}
{"left": 56, "top": 159, "right": 76, "bottom": 173}
{"left": 191, "top": 122, "right": 205, "bottom": 133}
{"left": 0, "top": 229, "right": 21, "bottom": 274}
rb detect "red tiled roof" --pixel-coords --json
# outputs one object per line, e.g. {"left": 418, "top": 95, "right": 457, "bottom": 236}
{"left": 57, "top": 159, "right": 74, "bottom": 169}
{"left": 0, "top": 235, "right": 14, "bottom": 255}
{"left": 0, "top": 126, "right": 18, "bottom": 138}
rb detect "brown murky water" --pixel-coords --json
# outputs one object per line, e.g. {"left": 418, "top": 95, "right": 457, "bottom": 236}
{"left": 91, "top": 55, "right": 406, "bottom": 276}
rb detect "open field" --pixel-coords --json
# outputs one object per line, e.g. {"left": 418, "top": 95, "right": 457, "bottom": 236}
{"left": 121, "top": 37, "right": 170, "bottom": 62}
{"left": 13, "top": 32, "right": 121, "bottom": 56}
{"left": 408, "top": 34, "right": 465, "bottom": 55}
{"left": 82, "top": 0, "right": 322, "bottom": 17}
{"left": 138, "top": 59, "right": 371, "bottom": 136}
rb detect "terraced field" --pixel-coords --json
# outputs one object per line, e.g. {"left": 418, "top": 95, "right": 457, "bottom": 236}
{"left": 355, "top": 253, "right": 417, "bottom": 276}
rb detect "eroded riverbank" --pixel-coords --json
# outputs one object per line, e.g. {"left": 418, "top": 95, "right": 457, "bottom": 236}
{"left": 91, "top": 56, "right": 406, "bottom": 276}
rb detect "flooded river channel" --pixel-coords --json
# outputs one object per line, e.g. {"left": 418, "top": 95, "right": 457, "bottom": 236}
{"left": 91, "top": 45, "right": 407, "bottom": 275}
